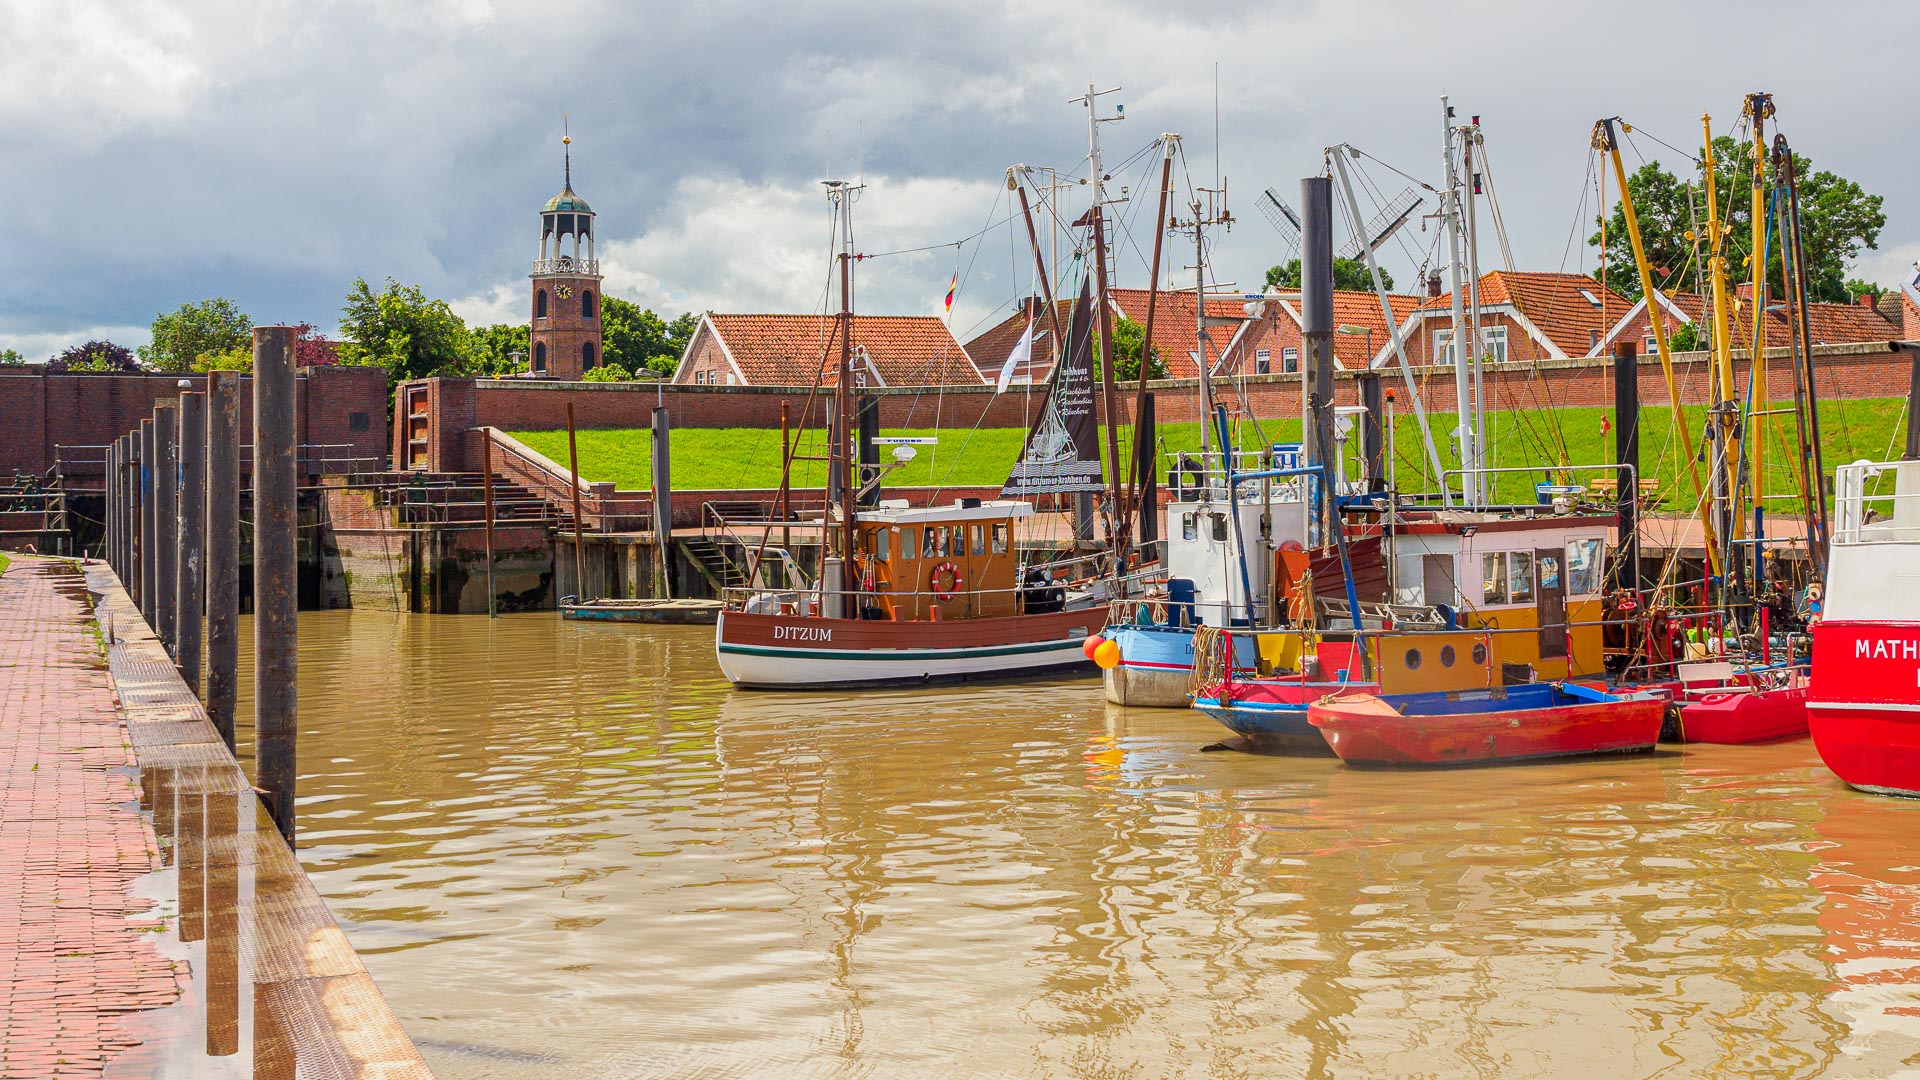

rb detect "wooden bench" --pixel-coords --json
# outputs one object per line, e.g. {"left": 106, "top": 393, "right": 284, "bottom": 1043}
{"left": 1586, "top": 476, "right": 1662, "bottom": 508}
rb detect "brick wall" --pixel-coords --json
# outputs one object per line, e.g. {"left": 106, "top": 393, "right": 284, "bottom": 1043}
{"left": 0, "top": 365, "right": 389, "bottom": 479}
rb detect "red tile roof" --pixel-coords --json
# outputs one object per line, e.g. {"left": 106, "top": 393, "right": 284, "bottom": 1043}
{"left": 703, "top": 313, "right": 983, "bottom": 386}
{"left": 1423, "top": 271, "right": 1632, "bottom": 358}
{"left": 1271, "top": 290, "right": 1424, "bottom": 366}
{"left": 964, "top": 298, "right": 1075, "bottom": 385}
{"left": 1108, "top": 288, "right": 1252, "bottom": 378}
{"left": 1635, "top": 290, "right": 1897, "bottom": 348}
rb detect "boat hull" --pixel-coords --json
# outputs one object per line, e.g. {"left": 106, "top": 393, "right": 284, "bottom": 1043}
{"left": 1810, "top": 620, "right": 1920, "bottom": 797}
{"left": 1676, "top": 684, "right": 1809, "bottom": 744}
{"left": 1193, "top": 679, "right": 1379, "bottom": 743}
{"left": 1102, "top": 624, "right": 1255, "bottom": 708}
{"left": 562, "top": 599, "right": 723, "bottom": 625}
{"left": 1309, "top": 684, "right": 1665, "bottom": 766}
{"left": 715, "top": 607, "right": 1099, "bottom": 690}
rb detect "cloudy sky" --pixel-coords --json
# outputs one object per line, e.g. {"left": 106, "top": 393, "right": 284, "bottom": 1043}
{"left": 3, "top": 0, "right": 1914, "bottom": 360}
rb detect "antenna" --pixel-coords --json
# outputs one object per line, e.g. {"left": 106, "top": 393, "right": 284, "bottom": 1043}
{"left": 1337, "top": 186, "right": 1422, "bottom": 261}
{"left": 1256, "top": 188, "right": 1302, "bottom": 258}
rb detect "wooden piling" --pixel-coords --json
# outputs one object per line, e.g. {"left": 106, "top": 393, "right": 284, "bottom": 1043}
{"left": 176, "top": 393, "right": 206, "bottom": 695}
{"left": 139, "top": 420, "right": 154, "bottom": 621}
{"left": 566, "top": 404, "right": 586, "bottom": 601}
{"left": 253, "top": 327, "right": 298, "bottom": 843}
{"left": 154, "top": 403, "right": 179, "bottom": 654}
{"left": 650, "top": 406, "right": 672, "bottom": 599}
{"left": 206, "top": 372, "right": 240, "bottom": 750}
{"left": 482, "top": 437, "right": 498, "bottom": 618}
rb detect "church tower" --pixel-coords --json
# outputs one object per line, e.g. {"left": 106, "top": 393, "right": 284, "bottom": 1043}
{"left": 529, "top": 125, "right": 604, "bottom": 379}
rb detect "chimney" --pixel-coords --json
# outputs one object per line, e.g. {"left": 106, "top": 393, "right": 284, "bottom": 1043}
{"left": 1426, "top": 272, "right": 1443, "bottom": 299}
{"left": 1858, "top": 293, "right": 1878, "bottom": 309}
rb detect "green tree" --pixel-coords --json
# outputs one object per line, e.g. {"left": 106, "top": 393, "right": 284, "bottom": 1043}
{"left": 1266, "top": 258, "right": 1393, "bottom": 292}
{"left": 1102, "top": 316, "right": 1165, "bottom": 381}
{"left": 337, "top": 277, "right": 473, "bottom": 385}
{"left": 0, "top": 348, "right": 22, "bottom": 365}
{"left": 1846, "top": 278, "right": 1887, "bottom": 303}
{"left": 601, "top": 297, "right": 698, "bottom": 376}
{"left": 581, "top": 362, "right": 634, "bottom": 382}
{"left": 469, "top": 323, "right": 531, "bottom": 376}
{"left": 194, "top": 344, "right": 254, "bottom": 373}
{"left": 140, "top": 298, "right": 252, "bottom": 372}
{"left": 1590, "top": 138, "right": 1885, "bottom": 303}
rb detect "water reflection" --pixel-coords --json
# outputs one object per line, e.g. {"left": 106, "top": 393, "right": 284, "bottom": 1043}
{"left": 225, "top": 611, "right": 1918, "bottom": 1078}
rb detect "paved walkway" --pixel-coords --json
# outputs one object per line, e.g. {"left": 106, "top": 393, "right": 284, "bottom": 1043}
{"left": 0, "top": 556, "right": 431, "bottom": 1077}
{"left": 0, "top": 558, "right": 180, "bottom": 1076}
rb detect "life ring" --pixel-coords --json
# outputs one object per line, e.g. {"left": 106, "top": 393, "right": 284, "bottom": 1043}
{"left": 930, "top": 561, "right": 964, "bottom": 601}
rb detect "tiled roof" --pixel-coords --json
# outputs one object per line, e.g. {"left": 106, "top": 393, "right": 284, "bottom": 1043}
{"left": 1637, "top": 291, "right": 1896, "bottom": 348}
{"left": 964, "top": 298, "right": 1076, "bottom": 385}
{"left": 1272, "top": 290, "right": 1424, "bottom": 367}
{"left": 1422, "top": 271, "right": 1632, "bottom": 358}
{"left": 705, "top": 313, "right": 983, "bottom": 386}
{"left": 1108, "top": 288, "right": 1252, "bottom": 378}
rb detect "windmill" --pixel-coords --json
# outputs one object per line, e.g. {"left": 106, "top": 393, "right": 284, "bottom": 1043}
{"left": 1256, "top": 187, "right": 1302, "bottom": 260}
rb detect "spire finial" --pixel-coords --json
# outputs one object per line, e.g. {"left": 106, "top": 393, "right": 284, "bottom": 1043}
{"left": 562, "top": 114, "right": 572, "bottom": 189}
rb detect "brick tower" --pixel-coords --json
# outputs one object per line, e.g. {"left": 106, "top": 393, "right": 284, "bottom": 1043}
{"left": 529, "top": 128, "right": 604, "bottom": 379}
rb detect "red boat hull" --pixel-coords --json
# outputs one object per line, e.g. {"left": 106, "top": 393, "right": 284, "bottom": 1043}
{"left": 1309, "top": 688, "right": 1665, "bottom": 766}
{"left": 1676, "top": 685, "right": 1810, "bottom": 744}
{"left": 1810, "top": 621, "right": 1920, "bottom": 797}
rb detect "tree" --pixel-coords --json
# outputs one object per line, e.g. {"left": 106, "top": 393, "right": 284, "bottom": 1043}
{"left": 601, "top": 296, "right": 698, "bottom": 376}
{"left": 1103, "top": 316, "right": 1166, "bottom": 381}
{"left": 1846, "top": 278, "right": 1887, "bottom": 303}
{"left": 581, "top": 362, "right": 635, "bottom": 382}
{"left": 0, "top": 348, "right": 22, "bottom": 365}
{"left": 337, "top": 277, "right": 473, "bottom": 385}
{"left": 47, "top": 340, "right": 139, "bottom": 373}
{"left": 140, "top": 298, "right": 252, "bottom": 372}
{"left": 1266, "top": 258, "right": 1393, "bottom": 292}
{"left": 1589, "top": 138, "right": 1885, "bottom": 303}
{"left": 195, "top": 345, "right": 253, "bottom": 373}
{"left": 468, "top": 323, "right": 531, "bottom": 376}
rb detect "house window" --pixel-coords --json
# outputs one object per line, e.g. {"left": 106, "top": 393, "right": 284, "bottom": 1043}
{"left": 582, "top": 291, "right": 596, "bottom": 319}
{"left": 1590, "top": 329, "right": 1600, "bottom": 351}
{"left": 582, "top": 342, "right": 596, "bottom": 370}
{"left": 1435, "top": 329, "right": 1455, "bottom": 366}
{"left": 536, "top": 290, "right": 548, "bottom": 319}
{"left": 1481, "top": 326, "right": 1508, "bottom": 364}
{"left": 1255, "top": 349, "right": 1271, "bottom": 375}
{"left": 1281, "top": 347, "right": 1299, "bottom": 373}
{"left": 1644, "top": 334, "right": 1658, "bottom": 354}
{"left": 533, "top": 343, "right": 547, "bottom": 372}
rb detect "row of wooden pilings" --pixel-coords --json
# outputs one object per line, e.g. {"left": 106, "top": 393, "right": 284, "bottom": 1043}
{"left": 101, "top": 327, "right": 301, "bottom": 843}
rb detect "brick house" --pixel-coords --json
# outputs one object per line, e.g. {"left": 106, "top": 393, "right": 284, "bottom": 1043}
{"left": 1376, "top": 271, "right": 1633, "bottom": 368}
{"left": 671, "top": 313, "right": 983, "bottom": 387}
{"left": 966, "top": 288, "right": 1279, "bottom": 385}
{"left": 1260, "top": 289, "right": 1424, "bottom": 373}
{"left": 1594, "top": 286, "right": 1899, "bottom": 357}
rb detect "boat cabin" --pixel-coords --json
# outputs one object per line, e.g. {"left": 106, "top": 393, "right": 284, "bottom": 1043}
{"left": 1162, "top": 475, "right": 1310, "bottom": 627}
{"left": 850, "top": 499, "right": 1031, "bottom": 621}
{"left": 1384, "top": 510, "right": 1612, "bottom": 680}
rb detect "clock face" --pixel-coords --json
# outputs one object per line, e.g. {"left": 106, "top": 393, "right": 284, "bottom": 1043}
{"left": 556, "top": 284, "right": 574, "bottom": 299}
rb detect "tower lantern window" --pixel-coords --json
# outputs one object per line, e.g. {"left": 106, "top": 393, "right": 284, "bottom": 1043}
{"left": 557, "top": 213, "right": 574, "bottom": 234}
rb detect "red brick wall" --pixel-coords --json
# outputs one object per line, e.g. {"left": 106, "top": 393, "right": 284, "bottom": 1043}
{"left": 530, "top": 275, "right": 604, "bottom": 380}
{"left": 0, "top": 365, "right": 389, "bottom": 479}
{"left": 676, "top": 323, "right": 737, "bottom": 385}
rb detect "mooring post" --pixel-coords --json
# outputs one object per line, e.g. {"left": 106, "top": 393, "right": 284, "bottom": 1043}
{"left": 205, "top": 371, "right": 240, "bottom": 751}
{"left": 1614, "top": 341, "right": 1642, "bottom": 599}
{"left": 482, "top": 436, "right": 498, "bottom": 618}
{"left": 650, "top": 406, "right": 672, "bottom": 599}
{"left": 154, "top": 403, "right": 180, "bottom": 655}
{"left": 114, "top": 438, "right": 128, "bottom": 578}
{"left": 566, "top": 404, "right": 586, "bottom": 602}
{"left": 176, "top": 393, "right": 206, "bottom": 694}
{"left": 1301, "top": 175, "right": 1337, "bottom": 543}
{"left": 253, "top": 327, "right": 298, "bottom": 843}
{"left": 139, "top": 417, "right": 157, "bottom": 626}
{"left": 105, "top": 440, "right": 119, "bottom": 576}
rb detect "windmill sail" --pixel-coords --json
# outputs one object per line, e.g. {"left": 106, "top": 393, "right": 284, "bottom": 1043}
{"left": 1002, "top": 274, "right": 1103, "bottom": 496}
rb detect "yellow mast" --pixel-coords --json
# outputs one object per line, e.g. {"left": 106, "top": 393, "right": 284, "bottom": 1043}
{"left": 1700, "top": 113, "right": 1741, "bottom": 552}
{"left": 1744, "top": 93, "right": 1773, "bottom": 519}
{"left": 1594, "top": 119, "right": 1720, "bottom": 577}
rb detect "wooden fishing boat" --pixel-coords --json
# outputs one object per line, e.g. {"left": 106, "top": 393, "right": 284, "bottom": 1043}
{"left": 561, "top": 597, "right": 723, "bottom": 625}
{"left": 1671, "top": 662, "right": 1809, "bottom": 743}
{"left": 1809, "top": 460, "right": 1920, "bottom": 797}
{"left": 1190, "top": 638, "right": 1377, "bottom": 742}
{"left": 1308, "top": 682, "right": 1665, "bottom": 766}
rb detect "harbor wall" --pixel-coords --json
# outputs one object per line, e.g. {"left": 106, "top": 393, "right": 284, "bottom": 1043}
{"left": 0, "top": 364, "right": 390, "bottom": 479}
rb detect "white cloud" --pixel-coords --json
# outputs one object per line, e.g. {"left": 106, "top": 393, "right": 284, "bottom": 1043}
{"left": 0, "top": 322, "right": 151, "bottom": 362}
{"left": 1852, "top": 241, "right": 1920, "bottom": 291}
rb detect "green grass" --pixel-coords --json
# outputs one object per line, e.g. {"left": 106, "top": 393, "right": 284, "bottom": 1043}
{"left": 512, "top": 396, "right": 1909, "bottom": 510}
{"left": 0, "top": 552, "right": 10, "bottom": 575}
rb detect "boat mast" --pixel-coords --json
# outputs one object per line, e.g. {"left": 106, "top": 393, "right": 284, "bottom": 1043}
{"left": 1460, "top": 112, "right": 1487, "bottom": 505}
{"left": 1074, "top": 82, "right": 1126, "bottom": 558}
{"left": 1744, "top": 93, "right": 1774, "bottom": 538}
{"left": 1440, "top": 96, "right": 1474, "bottom": 506}
{"left": 1116, "top": 136, "right": 1176, "bottom": 560}
{"left": 1009, "top": 168, "right": 1068, "bottom": 375}
{"left": 1701, "top": 112, "right": 1741, "bottom": 586}
{"left": 824, "top": 179, "right": 861, "bottom": 614}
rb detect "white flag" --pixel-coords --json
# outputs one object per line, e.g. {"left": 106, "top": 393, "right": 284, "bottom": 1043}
{"left": 995, "top": 319, "right": 1035, "bottom": 394}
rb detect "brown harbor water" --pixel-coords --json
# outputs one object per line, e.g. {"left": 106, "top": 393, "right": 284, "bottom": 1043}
{"left": 233, "top": 610, "right": 1920, "bottom": 1079}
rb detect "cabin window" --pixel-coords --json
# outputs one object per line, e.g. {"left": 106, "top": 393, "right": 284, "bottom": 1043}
{"left": 1482, "top": 552, "right": 1508, "bottom": 605}
{"left": 1508, "top": 551, "right": 1535, "bottom": 604}
{"left": 876, "top": 530, "right": 890, "bottom": 561}
{"left": 970, "top": 525, "right": 985, "bottom": 557}
{"left": 1440, "top": 644, "right": 1457, "bottom": 668}
{"left": 1471, "top": 642, "right": 1489, "bottom": 665}
{"left": 1393, "top": 555, "right": 1425, "bottom": 605}
{"left": 991, "top": 523, "right": 1009, "bottom": 554}
{"left": 1182, "top": 513, "right": 1198, "bottom": 541}
{"left": 900, "top": 528, "right": 917, "bottom": 557}
{"left": 1567, "top": 538, "right": 1603, "bottom": 595}
{"left": 935, "top": 527, "right": 952, "bottom": 557}
{"left": 1211, "top": 514, "right": 1229, "bottom": 542}
{"left": 1538, "top": 552, "right": 1561, "bottom": 591}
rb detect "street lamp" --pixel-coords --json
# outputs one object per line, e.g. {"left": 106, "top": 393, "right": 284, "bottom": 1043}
{"left": 1336, "top": 323, "right": 1374, "bottom": 366}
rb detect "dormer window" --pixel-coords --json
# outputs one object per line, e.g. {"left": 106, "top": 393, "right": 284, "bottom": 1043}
{"left": 1577, "top": 288, "right": 1603, "bottom": 309}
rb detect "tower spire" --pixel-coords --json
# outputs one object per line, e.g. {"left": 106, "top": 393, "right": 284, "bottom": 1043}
{"left": 562, "top": 114, "right": 572, "bottom": 190}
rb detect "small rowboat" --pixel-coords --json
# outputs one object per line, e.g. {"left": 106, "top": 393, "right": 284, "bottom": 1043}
{"left": 561, "top": 598, "right": 724, "bottom": 625}
{"left": 1308, "top": 682, "right": 1665, "bottom": 766}
{"left": 1676, "top": 682, "right": 1809, "bottom": 744}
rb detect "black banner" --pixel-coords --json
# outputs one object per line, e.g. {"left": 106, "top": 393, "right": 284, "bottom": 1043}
{"left": 1002, "top": 274, "right": 1104, "bottom": 496}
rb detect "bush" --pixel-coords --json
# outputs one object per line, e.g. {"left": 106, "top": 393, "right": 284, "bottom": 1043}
{"left": 47, "top": 340, "right": 139, "bottom": 372}
{"left": 581, "top": 363, "right": 634, "bottom": 382}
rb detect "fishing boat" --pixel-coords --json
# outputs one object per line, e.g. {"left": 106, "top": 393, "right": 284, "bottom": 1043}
{"left": 715, "top": 168, "right": 1150, "bottom": 691}
{"left": 561, "top": 597, "right": 723, "bottom": 624}
{"left": 1308, "top": 683, "right": 1665, "bottom": 766}
{"left": 1189, "top": 636, "right": 1376, "bottom": 742}
{"left": 1808, "top": 458, "right": 1920, "bottom": 796}
{"left": 1665, "top": 660, "right": 1809, "bottom": 743}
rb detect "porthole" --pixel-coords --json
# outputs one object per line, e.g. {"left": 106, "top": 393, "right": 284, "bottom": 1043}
{"left": 1471, "top": 642, "right": 1489, "bottom": 665}
{"left": 1405, "top": 648, "right": 1422, "bottom": 670}
{"left": 1440, "top": 644, "right": 1457, "bottom": 668}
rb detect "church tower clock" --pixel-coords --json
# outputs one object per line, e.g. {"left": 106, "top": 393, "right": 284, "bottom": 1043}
{"left": 529, "top": 127, "right": 604, "bottom": 379}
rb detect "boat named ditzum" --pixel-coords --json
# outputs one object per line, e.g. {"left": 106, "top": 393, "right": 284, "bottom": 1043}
{"left": 1809, "top": 459, "right": 1920, "bottom": 796}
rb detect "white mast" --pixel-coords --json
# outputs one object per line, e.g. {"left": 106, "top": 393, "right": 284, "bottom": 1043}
{"left": 1441, "top": 95, "right": 1474, "bottom": 506}
{"left": 1461, "top": 114, "right": 1487, "bottom": 505}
